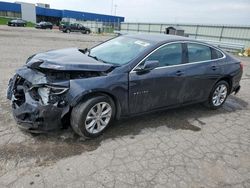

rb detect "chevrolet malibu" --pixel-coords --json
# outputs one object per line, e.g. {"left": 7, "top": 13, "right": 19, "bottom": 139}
{"left": 7, "top": 34, "right": 243, "bottom": 138}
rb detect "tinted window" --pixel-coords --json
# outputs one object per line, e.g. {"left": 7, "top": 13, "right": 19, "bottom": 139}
{"left": 17, "top": 20, "right": 25, "bottom": 23}
{"left": 211, "top": 48, "right": 224, "bottom": 59}
{"left": 187, "top": 43, "right": 211, "bottom": 63}
{"left": 146, "top": 43, "right": 182, "bottom": 67}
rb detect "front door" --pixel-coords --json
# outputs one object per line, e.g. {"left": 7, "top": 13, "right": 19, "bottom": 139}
{"left": 129, "top": 43, "right": 187, "bottom": 114}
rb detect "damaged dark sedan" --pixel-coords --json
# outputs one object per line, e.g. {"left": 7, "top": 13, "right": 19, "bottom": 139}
{"left": 7, "top": 34, "right": 243, "bottom": 138}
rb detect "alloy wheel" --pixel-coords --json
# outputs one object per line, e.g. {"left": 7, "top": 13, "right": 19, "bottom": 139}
{"left": 85, "top": 102, "right": 112, "bottom": 134}
{"left": 212, "top": 84, "right": 228, "bottom": 106}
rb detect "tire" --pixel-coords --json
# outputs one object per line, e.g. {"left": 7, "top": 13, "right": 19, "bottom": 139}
{"left": 66, "top": 29, "right": 70, "bottom": 33}
{"left": 206, "top": 80, "right": 229, "bottom": 110}
{"left": 86, "top": 30, "right": 90, "bottom": 34}
{"left": 71, "top": 95, "right": 115, "bottom": 138}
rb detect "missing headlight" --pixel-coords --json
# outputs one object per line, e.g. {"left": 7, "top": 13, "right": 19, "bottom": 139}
{"left": 37, "top": 85, "right": 69, "bottom": 105}
{"left": 37, "top": 87, "right": 50, "bottom": 105}
{"left": 45, "top": 85, "right": 69, "bottom": 95}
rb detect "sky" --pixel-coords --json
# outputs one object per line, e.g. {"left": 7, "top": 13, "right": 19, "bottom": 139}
{"left": 3, "top": 0, "right": 250, "bottom": 24}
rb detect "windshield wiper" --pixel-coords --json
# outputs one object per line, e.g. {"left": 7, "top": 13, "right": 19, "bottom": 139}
{"left": 88, "top": 53, "right": 101, "bottom": 61}
{"left": 87, "top": 49, "right": 120, "bottom": 67}
{"left": 79, "top": 48, "right": 90, "bottom": 54}
{"left": 87, "top": 51, "right": 108, "bottom": 64}
{"left": 82, "top": 48, "right": 106, "bottom": 63}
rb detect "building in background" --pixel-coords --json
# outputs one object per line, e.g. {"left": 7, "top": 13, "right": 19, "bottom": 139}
{"left": 16, "top": 1, "right": 36, "bottom": 23}
{"left": 36, "top": 3, "right": 50, "bottom": 8}
{"left": 0, "top": 1, "right": 125, "bottom": 25}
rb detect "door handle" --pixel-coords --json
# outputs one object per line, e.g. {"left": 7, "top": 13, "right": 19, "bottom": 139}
{"left": 176, "top": 70, "right": 184, "bottom": 76}
{"left": 211, "top": 65, "right": 217, "bottom": 71}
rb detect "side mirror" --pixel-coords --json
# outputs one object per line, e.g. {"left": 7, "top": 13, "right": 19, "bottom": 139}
{"left": 135, "top": 60, "right": 159, "bottom": 72}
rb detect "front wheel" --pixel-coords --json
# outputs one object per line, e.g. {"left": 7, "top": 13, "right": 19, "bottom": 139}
{"left": 71, "top": 96, "right": 115, "bottom": 138}
{"left": 206, "top": 80, "right": 229, "bottom": 109}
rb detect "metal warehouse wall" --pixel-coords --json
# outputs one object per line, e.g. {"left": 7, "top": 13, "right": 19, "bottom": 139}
{"left": 0, "top": 1, "right": 21, "bottom": 12}
{"left": 120, "top": 23, "right": 250, "bottom": 49}
{"left": 36, "top": 7, "right": 62, "bottom": 18}
{"left": 62, "top": 10, "right": 124, "bottom": 22}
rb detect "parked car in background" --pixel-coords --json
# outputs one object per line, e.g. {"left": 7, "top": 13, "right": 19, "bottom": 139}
{"left": 8, "top": 19, "right": 27, "bottom": 27}
{"left": 35, "top": 21, "right": 53, "bottom": 29}
{"left": 7, "top": 34, "right": 243, "bottom": 138}
{"left": 59, "top": 23, "right": 91, "bottom": 34}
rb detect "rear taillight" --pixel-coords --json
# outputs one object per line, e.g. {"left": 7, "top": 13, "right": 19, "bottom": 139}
{"left": 240, "top": 62, "right": 243, "bottom": 70}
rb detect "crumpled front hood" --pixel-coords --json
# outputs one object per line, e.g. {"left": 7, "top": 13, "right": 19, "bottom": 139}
{"left": 26, "top": 48, "right": 113, "bottom": 72}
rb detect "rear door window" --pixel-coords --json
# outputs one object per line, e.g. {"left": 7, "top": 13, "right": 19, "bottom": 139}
{"left": 187, "top": 43, "right": 211, "bottom": 63}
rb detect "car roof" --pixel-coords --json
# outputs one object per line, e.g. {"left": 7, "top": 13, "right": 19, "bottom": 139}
{"left": 125, "top": 33, "right": 196, "bottom": 44}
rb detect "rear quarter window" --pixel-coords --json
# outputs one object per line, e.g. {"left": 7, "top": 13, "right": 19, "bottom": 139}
{"left": 211, "top": 48, "right": 224, "bottom": 59}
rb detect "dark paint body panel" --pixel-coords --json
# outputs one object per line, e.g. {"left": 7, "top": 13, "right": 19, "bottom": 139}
{"left": 129, "top": 66, "right": 186, "bottom": 113}
{"left": 7, "top": 34, "right": 243, "bottom": 132}
{"left": 27, "top": 48, "right": 113, "bottom": 72}
{"left": 68, "top": 73, "right": 129, "bottom": 115}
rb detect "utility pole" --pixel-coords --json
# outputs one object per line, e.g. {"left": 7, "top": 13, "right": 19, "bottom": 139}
{"left": 111, "top": 0, "right": 114, "bottom": 15}
{"left": 114, "top": 4, "right": 117, "bottom": 16}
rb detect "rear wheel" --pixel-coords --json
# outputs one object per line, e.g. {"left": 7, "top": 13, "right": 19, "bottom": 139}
{"left": 66, "top": 29, "right": 70, "bottom": 33}
{"left": 206, "top": 80, "right": 229, "bottom": 109}
{"left": 71, "top": 95, "right": 115, "bottom": 138}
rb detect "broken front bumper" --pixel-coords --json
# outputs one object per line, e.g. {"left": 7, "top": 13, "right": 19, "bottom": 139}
{"left": 7, "top": 73, "right": 69, "bottom": 132}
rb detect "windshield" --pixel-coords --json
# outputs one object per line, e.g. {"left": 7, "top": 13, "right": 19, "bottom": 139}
{"left": 89, "top": 36, "right": 152, "bottom": 65}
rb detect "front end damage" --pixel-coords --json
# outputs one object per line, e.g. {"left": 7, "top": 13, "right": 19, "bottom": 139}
{"left": 7, "top": 68, "right": 70, "bottom": 132}
{"left": 7, "top": 48, "right": 113, "bottom": 132}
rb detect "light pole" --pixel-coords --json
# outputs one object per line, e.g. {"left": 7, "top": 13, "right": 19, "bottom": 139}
{"left": 111, "top": 0, "right": 114, "bottom": 15}
{"left": 114, "top": 4, "right": 117, "bottom": 16}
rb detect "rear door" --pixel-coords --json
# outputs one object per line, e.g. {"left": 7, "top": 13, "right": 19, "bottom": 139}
{"left": 129, "top": 42, "right": 187, "bottom": 114}
{"left": 181, "top": 42, "right": 223, "bottom": 103}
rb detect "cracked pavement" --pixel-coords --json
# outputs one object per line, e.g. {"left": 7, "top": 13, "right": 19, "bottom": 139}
{"left": 0, "top": 26, "right": 249, "bottom": 188}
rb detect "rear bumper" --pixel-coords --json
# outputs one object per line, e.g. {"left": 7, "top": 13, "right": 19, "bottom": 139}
{"left": 233, "top": 85, "right": 241, "bottom": 94}
{"left": 230, "top": 67, "right": 243, "bottom": 95}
